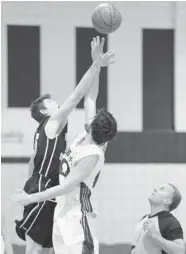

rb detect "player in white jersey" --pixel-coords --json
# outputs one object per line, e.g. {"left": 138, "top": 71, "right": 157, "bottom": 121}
{"left": 12, "top": 36, "right": 117, "bottom": 254}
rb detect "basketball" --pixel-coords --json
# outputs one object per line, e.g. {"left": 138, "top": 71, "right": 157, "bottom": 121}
{"left": 91, "top": 3, "right": 122, "bottom": 34}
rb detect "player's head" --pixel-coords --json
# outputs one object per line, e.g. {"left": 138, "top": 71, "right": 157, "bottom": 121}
{"left": 85, "top": 108, "right": 117, "bottom": 145}
{"left": 148, "top": 183, "right": 182, "bottom": 211}
{"left": 30, "top": 94, "right": 59, "bottom": 122}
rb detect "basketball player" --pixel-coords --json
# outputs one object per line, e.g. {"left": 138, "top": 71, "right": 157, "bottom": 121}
{"left": 132, "top": 183, "right": 185, "bottom": 254}
{"left": 15, "top": 39, "right": 115, "bottom": 254}
{"left": 12, "top": 36, "right": 117, "bottom": 254}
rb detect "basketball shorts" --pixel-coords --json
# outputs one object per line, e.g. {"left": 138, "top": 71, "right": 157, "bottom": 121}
{"left": 53, "top": 207, "right": 99, "bottom": 254}
{"left": 15, "top": 173, "right": 57, "bottom": 248}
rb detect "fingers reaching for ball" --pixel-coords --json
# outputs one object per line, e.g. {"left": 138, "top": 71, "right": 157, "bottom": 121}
{"left": 91, "top": 36, "right": 105, "bottom": 62}
{"left": 91, "top": 35, "right": 115, "bottom": 66}
{"left": 100, "top": 51, "right": 115, "bottom": 67}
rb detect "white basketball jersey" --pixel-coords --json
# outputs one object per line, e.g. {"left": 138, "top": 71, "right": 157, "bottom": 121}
{"left": 56, "top": 132, "right": 105, "bottom": 215}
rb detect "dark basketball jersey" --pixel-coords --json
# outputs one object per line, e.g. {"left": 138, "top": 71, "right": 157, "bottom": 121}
{"left": 32, "top": 116, "right": 67, "bottom": 185}
{"left": 132, "top": 211, "right": 183, "bottom": 254}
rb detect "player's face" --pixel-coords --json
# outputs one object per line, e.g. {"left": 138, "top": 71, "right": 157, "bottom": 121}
{"left": 148, "top": 184, "right": 174, "bottom": 206}
{"left": 42, "top": 99, "right": 59, "bottom": 116}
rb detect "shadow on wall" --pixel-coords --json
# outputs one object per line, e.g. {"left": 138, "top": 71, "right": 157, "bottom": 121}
{"left": 13, "top": 244, "right": 132, "bottom": 254}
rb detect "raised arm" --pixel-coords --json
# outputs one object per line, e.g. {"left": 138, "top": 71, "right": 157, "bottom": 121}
{"left": 84, "top": 36, "right": 105, "bottom": 123}
{"left": 84, "top": 36, "right": 115, "bottom": 125}
{"left": 45, "top": 51, "right": 115, "bottom": 138}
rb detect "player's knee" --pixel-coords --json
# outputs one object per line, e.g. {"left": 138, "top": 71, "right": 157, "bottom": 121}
{"left": 42, "top": 248, "right": 54, "bottom": 254}
{"left": 26, "top": 244, "right": 42, "bottom": 254}
{"left": 33, "top": 245, "right": 43, "bottom": 254}
{"left": 25, "top": 234, "right": 42, "bottom": 254}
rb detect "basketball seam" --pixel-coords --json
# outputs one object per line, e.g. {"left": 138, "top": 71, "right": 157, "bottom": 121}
{"left": 97, "top": 7, "right": 110, "bottom": 28}
{"left": 108, "top": 3, "right": 112, "bottom": 33}
{"left": 92, "top": 20, "right": 110, "bottom": 31}
{"left": 109, "top": 3, "right": 121, "bottom": 30}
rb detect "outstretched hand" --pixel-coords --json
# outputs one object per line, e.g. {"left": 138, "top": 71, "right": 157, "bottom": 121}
{"left": 11, "top": 189, "right": 32, "bottom": 206}
{"left": 143, "top": 220, "right": 159, "bottom": 238}
{"left": 94, "top": 51, "right": 115, "bottom": 68}
{"left": 91, "top": 36, "right": 115, "bottom": 67}
{"left": 91, "top": 36, "right": 105, "bottom": 62}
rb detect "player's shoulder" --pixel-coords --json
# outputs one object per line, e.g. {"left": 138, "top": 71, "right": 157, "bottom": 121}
{"left": 139, "top": 214, "right": 149, "bottom": 222}
{"left": 157, "top": 211, "right": 184, "bottom": 241}
{"left": 38, "top": 116, "right": 50, "bottom": 130}
{"left": 44, "top": 116, "right": 68, "bottom": 139}
{"left": 35, "top": 117, "right": 50, "bottom": 138}
{"left": 80, "top": 144, "right": 104, "bottom": 157}
{"left": 158, "top": 211, "right": 182, "bottom": 228}
{"left": 88, "top": 142, "right": 107, "bottom": 155}
{"left": 91, "top": 144, "right": 104, "bottom": 155}
{"left": 158, "top": 211, "right": 179, "bottom": 221}
{"left": 73, "top": 144, "right": 104, "bottom": 167}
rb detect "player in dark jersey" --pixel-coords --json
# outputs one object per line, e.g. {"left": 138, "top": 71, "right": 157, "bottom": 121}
{"left": 12, "top": 36, "right": 117, "bottom": 254}
{"left": 15, "top": 48, "right": 115, "bottom": 254}
{"left": 132, "top": 183, "right": 185, "bottom": 254}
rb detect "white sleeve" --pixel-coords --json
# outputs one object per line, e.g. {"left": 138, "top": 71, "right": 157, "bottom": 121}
{"left": 75, "top": 145, "right": 103, "bottom": 164}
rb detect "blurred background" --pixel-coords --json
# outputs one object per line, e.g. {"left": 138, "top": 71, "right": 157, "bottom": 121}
{"left": 1, "top": 1, "right": 186, "bottom": 253}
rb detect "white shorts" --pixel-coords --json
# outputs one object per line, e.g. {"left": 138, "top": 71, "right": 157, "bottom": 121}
{"left": 53, "top": 207, "right": 99, "bottom": 254}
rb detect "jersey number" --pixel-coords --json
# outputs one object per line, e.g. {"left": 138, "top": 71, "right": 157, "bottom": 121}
{"left": 59, "top": 158, "right": 70, "bottom": 177}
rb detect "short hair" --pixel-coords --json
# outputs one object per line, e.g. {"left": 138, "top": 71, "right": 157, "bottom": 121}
{"left": 168, "top": 183, "right": 182, "bottom": 211}
{"left": 90, "top": 108, "right": 117, "bottom": 145}
{"left": 30, "top": 94, "right": 51, "bottom": 122}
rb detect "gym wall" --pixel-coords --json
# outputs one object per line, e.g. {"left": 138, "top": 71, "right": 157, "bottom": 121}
{"left": 1, "top": 2, "right": 186, "bottom": 253}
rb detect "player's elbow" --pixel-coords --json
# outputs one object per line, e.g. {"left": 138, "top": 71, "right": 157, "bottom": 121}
{"left": 171, "top": 244, "right": 185, "bottom": 254}
{"left": 177, "top": 245, "right": 186, "bottom": 254}
{"left": 172, "top": 249, "right": 185, "bottom": 254}
{"left": 172, "top": 239, "right": 185, "bottom": 254}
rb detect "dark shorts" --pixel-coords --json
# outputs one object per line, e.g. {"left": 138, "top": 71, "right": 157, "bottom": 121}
{"left": 15, "top": 173, "right": 58, "bottom": 248}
